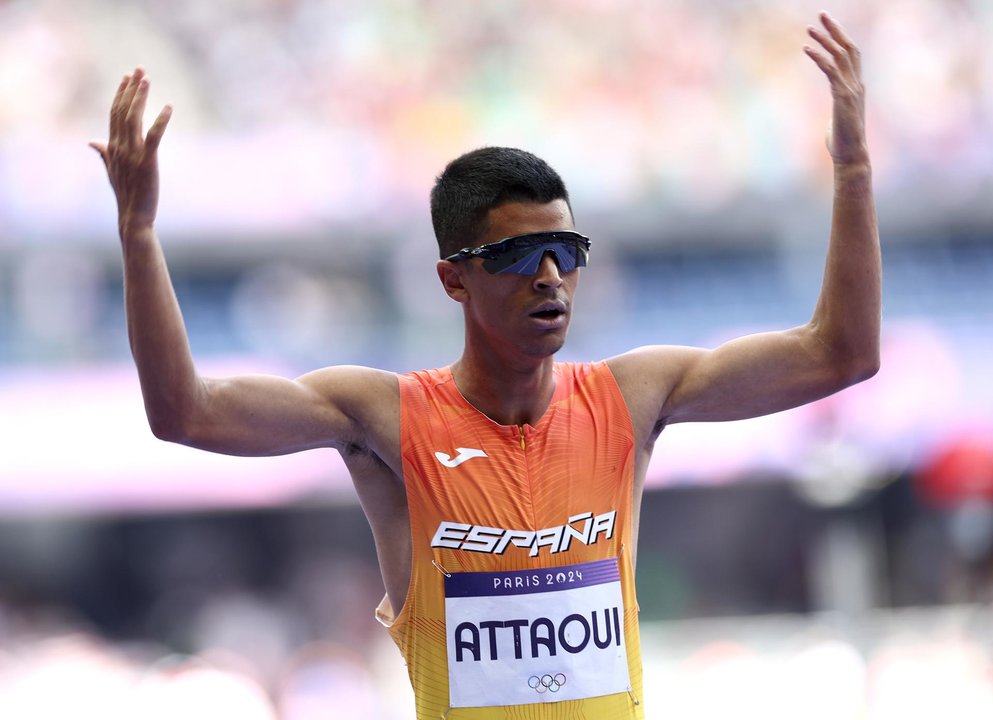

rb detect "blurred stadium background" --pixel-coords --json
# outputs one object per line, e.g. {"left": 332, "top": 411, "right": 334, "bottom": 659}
{"left": 1, "top": 0, "right": 992, "bottom": 717}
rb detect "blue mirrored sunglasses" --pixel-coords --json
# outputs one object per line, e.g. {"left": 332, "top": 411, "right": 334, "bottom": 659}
{"left": 444, "top": 231, "right": 591, "bottom": 275}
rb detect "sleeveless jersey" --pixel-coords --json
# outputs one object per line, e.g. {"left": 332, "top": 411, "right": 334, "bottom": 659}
{"left": 376, "top": 361, "right": 644, "bottom": 719}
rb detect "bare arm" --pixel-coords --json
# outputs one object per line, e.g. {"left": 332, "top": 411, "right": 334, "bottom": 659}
{"left": 91, "top": 69, "right": 396, "bottom": 460}
{"left": 609, "top": 13, "right": 880, "bottom": 434}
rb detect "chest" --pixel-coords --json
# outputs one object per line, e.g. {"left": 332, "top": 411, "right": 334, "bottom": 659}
{"left": 405, "top": 404, "right": 633, "bottom": 535}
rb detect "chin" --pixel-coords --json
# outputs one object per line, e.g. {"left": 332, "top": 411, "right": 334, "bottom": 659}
{"left": 524, "top": 334, "right": 567, "bottom": 359}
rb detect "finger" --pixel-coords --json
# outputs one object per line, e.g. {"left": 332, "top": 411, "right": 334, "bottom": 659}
{"left": 126, "top": 75, "right": 151, "bottom": 147}
{"left": 807, "top": 24, "right": 853, "bottom": 78}
{"left": 119, "top": 67, "right": 145, "bottom": 147}
{"left": 109, "top": 73, "right": 131, "bottom": 142}
{"left": 820, "top": 12, "right": 862, "bottom": 76}
{"left": 803, "top": 45, "right": 837, "bottom": 83}
{"left": 145, "top": 105, "right": 173, "bottom": 153}
{"left": 809, "top": 15, "right": 859, "bottom": 78}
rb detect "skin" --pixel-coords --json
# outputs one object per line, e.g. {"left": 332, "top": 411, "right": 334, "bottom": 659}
{"left": 91, "top": 13, "right": 880, "bottom": 619}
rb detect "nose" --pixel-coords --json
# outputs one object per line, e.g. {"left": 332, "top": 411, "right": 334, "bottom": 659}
{"left": 532, "top": 250, "right": 563, "bottom": 290}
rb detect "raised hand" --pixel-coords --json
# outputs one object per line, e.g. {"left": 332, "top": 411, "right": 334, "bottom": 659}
{"left": 804, "top": 12, "right": 869, "bottom": 167}
{"left": 90, "top": 68, "right": 173, "bottom": 240}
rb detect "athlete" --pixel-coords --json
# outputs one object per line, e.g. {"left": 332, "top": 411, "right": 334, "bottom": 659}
{"left": 91, "top": 12, "right": 879, "bottom": 719}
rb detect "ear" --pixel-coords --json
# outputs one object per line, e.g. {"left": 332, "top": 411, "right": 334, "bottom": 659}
{"left": 437, "top": 259, "right": 470, "bottom": 303}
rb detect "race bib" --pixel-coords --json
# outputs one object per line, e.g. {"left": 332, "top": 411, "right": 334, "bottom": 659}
{"left": 444, "top": 557, "right": 630, "bottom": 708}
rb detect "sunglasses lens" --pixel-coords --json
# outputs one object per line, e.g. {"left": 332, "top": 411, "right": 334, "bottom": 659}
{"left": 481, "top": 239, "right": 588, "bottom": 275}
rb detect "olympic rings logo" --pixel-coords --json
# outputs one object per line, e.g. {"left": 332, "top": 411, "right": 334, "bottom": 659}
{"left": 528, "top": 673, "right": 567, "bottom": 694}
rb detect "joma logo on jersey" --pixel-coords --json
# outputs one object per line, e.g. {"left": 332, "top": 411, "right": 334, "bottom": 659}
{"left": 435, "top": 447, "right": 487, "bottom": 468}
{"left": 431, "top": 511, "right": 616, "bottom": 556}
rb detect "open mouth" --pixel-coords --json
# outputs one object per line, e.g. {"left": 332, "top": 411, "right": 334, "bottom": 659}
{"left": 529, "top": 302, "right": 567, "bottom": 322}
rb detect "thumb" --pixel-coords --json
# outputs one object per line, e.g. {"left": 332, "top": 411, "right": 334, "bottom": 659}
{"left": 89, "top": 140, "right": 109, "bottom": 168}
{"left": 144, "top": 104, "right": 173, "bottom": 153}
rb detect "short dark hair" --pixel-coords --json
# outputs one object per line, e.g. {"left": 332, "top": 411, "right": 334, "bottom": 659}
{"left": 430, "top": 147, "right": 572, "bottom": 259}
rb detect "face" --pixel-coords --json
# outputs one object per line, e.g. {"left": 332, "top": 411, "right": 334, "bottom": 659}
{"left": 440, "top": 199, "right": 581, "bottom": 360}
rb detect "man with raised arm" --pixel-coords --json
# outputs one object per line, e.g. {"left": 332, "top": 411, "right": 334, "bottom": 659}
{"left": 91, "top": 12, "right": 879, "bottom": 719}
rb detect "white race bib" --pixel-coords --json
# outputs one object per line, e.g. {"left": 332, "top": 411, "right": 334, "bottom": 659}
{"left": 444, "top": 558, "right": 631, "bottom": 708}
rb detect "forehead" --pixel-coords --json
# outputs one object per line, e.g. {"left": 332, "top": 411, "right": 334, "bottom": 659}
{"left": 480, "top": 200, "right": 575, "bottom": 245}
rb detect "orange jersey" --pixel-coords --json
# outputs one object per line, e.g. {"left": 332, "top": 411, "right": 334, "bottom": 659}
{"left": 377, "top": 361, "right": 644, "bottom": 719}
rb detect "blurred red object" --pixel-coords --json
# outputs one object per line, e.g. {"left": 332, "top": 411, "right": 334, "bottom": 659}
{"left": 917, "top": 435, "right": 993, "bottom": 506}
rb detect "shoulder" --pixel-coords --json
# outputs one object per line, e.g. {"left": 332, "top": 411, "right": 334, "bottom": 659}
{"left": 396, "top": 366, "right": 453, "bottom": 389}
{"left": 552, "top": 359, "right": 619, "bottom": 394}
{"left": 605, "top": 345, "right": 706, "bottom": 396}
{"left": 297, "top": 365, "right": 399, "bottom": 428}
{"left": 292, "top": 365, "right": 403, "bottom": 466}
{"left": 604, "top": 345, "right": 708, "bottom": 439}
{"left": 298, "top": 364, "right": 399, "bottom": 398}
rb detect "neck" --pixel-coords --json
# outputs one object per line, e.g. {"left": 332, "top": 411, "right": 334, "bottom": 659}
{"left": 451, "top": 349, "right": 557, "bottom": 427}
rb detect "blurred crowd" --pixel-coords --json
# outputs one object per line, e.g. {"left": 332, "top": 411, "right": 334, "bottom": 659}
{"left": 2, "top": 490, "right": 993, "bottom": 720}
{"left": 0, "top": 509, "right": 414, "bottom": 719}
{"left": 0, "top": 612, "right": 412, "bottom": 719}
{"left": 2, "top": 591, "right": 992, "bottom": 719}
{"left": 0, "top": 0, "right": 991, "bottom": 223}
